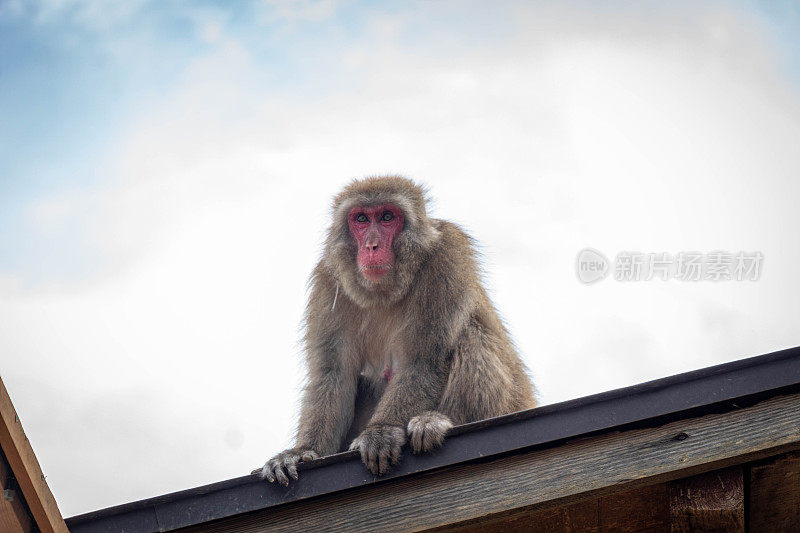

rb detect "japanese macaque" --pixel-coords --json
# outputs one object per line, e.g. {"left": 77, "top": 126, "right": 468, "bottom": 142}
{"left": 255, "top": 176, "right": 536, "bottom": 484}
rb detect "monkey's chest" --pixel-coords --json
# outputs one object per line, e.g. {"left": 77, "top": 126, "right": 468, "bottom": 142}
{"left": 350, "top": 310, "right": 406, "bottom": 387}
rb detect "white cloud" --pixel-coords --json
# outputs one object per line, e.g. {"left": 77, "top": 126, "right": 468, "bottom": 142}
{"left": 2, "top": 0, "right": 800, "bottom": 516}
{"left": 258, "top": 0, "right": 339, "bottom": 24}
{"left": 27, "top": 0, "right": 150, "bottom": 30}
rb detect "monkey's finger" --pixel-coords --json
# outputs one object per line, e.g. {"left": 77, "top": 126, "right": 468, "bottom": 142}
{"left": 378, "top": 448, "right": 390, "bottom": 475}
{"left": 430, "top": 427, "right": 447, "bottom": 450}
{"left": 301, "top": 450, "right": 319, "bottom": 462}
{"left": 256, "top": 462, "right": 272, "bottom": 481}
{"left": 421, "top": 431, "right": 433, "bottom": 452}
{"left": 390, "top": 442, "right": 403, "bottom": 465}
{"left": 286, "top": 461, "right": 299, "bottom": 481}
{"left": 365, "top": 447, "right": 378, "bottom": 474}
{"left": 409, "top": 429, "right": 423, "bottom": 454}
{"left": 262, "top": 464, "right": 276, "bottom": 483}
{"left": 361, "top": 442, "right": 378, "bottom": 474}
{"left": 367, "top": 460, "right": 380, "bottom": 475}
{"left": 274, "top": 464, "right": 290, "bottom": 486}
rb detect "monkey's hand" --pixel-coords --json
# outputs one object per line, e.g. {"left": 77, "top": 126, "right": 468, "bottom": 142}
{"left": 348, "top": 424, "right": 406, "bottom": 475}
{"left": 252, "top": 448, "right": 320, "bottom": 486}
{"left": 407, "top": 411, "right": 453, "bottom": 454}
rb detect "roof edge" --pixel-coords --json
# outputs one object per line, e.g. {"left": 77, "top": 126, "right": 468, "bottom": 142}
{"left": 66, "top": 345, "right": 800, "bottom": 532}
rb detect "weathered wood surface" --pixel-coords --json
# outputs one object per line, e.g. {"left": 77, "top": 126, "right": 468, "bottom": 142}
{"left": 749, "top": 451, "right": 800, "bottom": 532}
{"left": 441, "top": 468, "right": 745, "bottom": 532}
{"left": 180, "top": 392, "right": 800, "bottom": 532}
{"left": 599, "top": 483, "right": 669, "bottom": 533}
{"left": 668, "top": 466, "right": 743, "bottom": 532}
{"left": 442, "top": 497, "right": 603, "bottom": 533}
{"left": 0, "top": 449, "right": 33, "bottom": 533}
{"left": 446, "top": 483, "right": 670, "bottom": 533}
{"left": 0, "top": 376, "right": 68, "bottom": 533}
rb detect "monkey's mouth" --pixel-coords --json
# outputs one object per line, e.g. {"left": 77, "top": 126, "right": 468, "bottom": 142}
{"left": 360, "top": 264, "right": 392, "bottom": 282}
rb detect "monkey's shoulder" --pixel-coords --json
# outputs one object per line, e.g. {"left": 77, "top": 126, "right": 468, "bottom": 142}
{"left": 422, "top": 219, "right": 481, "bottom": 275}
{"left": 428, "top": 219, "right": 478, "bottom": 257}
{"left": 402, "top": 219, "right": 482, "bottom": 318}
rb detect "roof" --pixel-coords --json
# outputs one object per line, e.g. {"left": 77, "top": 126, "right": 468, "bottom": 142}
{"left": 66, "top": 346, "right": 800, "bottom": 532}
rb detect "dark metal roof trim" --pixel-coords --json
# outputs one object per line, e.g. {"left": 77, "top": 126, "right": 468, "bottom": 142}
{"left": 66, "top": 345, "right": 800, "bottom": 533}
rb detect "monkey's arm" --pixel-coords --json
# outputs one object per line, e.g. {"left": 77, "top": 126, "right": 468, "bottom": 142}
{"left": 368, "top": 355, "right": 448, "bottom": 427}
{"left": 256, "top": 354, "right": 357, "bottom": 484}
{"left": 348, "top": 353, "right": 449, "bottom": 474}
{"left": 257, "top": 271, "right": 357, "bottom": 485}
{"left": 294, "top": 356, "right": 358, "bottom": 455}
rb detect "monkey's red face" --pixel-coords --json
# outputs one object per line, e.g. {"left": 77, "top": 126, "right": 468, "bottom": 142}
{"left": 348, "top": 204, "right": 404, "bottom": 282}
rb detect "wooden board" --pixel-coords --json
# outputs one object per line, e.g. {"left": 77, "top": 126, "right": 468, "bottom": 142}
{"left": 668, "top": 466, "right": 743, "bottom": 532}
{"left": 0, "top": 376, "right": 68, "bottom": 533}
{"left": 445, "top": 483, "right": 670, "bottom": 533}
{"left": 0, "top": 449, "right": 33, "bottom": 532}
{"left": 599, "top": 483, "right": 669, "bottom": 533}
{"left": 439, "top": 468, "right": 745, "bottom": 532}
{"left": 180, "top": 392, "right": 800, "bottom": 532}
{"left": 749, "top": 451, "right": 800, "bottom": 531}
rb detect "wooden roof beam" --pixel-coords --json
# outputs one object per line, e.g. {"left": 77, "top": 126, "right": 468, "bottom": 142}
{"left": 0, "top": 376, "right": 67, "bottom": 533}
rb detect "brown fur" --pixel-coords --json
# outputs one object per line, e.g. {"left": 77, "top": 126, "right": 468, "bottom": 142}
{"left": 256, "top": 176, "right": 536, "bottom": 483}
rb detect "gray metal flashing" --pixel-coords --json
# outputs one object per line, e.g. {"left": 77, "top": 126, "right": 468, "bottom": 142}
{"left": 66, "top": 346, "right": 800, "bottom": 533}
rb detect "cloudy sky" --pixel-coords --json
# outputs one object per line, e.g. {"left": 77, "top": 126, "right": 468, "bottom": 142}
{"left": 2, "top": 0, "right": 799, "bottom": 517}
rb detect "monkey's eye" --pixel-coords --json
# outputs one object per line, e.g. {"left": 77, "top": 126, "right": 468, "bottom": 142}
{"left": 381, "top": 211, "right": 394, "bottom": 222}
{"left": 355, "top": 213, "right": 368, "bottom": 223}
